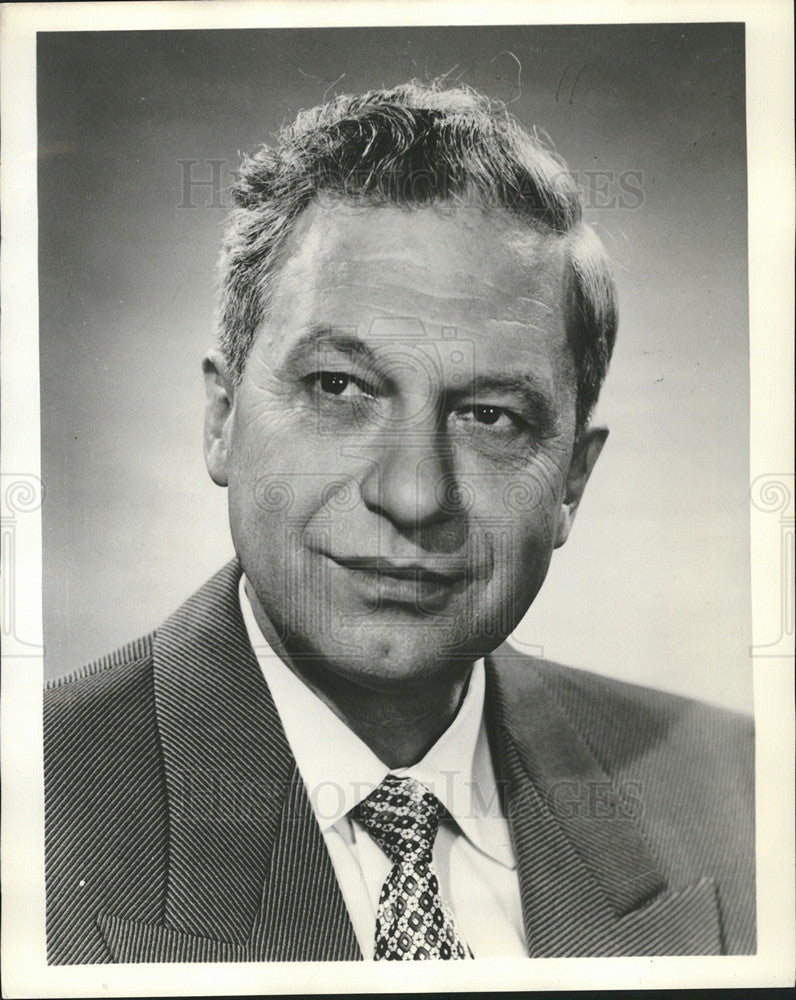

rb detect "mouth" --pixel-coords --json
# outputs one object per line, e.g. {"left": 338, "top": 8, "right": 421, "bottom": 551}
{"left": 332, "top": 555, "right": 468, "bottom": 583}
{"left": 326, "top": 554, "right": 469, "bottom": 610}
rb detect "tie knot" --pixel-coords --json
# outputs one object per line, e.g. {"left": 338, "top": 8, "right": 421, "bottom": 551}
{"left": 351, "top": 774, "right": 443, "bottom": 864}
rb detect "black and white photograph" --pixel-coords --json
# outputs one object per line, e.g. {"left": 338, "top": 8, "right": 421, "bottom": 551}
{"left": 1, "top": 1, "right": 793, "bottom": 995}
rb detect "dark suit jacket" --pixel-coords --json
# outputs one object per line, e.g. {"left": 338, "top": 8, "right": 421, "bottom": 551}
{"left": 44, "top": 560, "right": 755, "bottom": 963}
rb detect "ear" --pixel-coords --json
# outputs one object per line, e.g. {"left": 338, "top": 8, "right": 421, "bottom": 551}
{"left": 203, "top": 349, "right": 235, "bottom": 487}
{"left": 554, "top": 425, "right": 608, "bottom": 548}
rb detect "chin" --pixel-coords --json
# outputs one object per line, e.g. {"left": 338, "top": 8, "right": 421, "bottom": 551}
{"left": 308, "top": 618, "right": 499, "bottom": 689}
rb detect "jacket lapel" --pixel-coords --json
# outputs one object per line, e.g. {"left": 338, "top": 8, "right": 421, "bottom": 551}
{"left": 250, "top": 764, "right": 360, "bottom": 961}
{"left": 97, "top": 559, "right": 360, "bottom": 963}
{"left": 485, "top": 648, "right": 722, "bottom": 957}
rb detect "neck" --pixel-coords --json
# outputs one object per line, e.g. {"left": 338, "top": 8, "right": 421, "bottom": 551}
{"left": 246, "top": 582, "right": 473, "bottom": 768}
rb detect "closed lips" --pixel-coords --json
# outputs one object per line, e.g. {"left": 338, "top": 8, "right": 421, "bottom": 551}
{"left": 328, "top": 556, "right": 469, "bottom": 584}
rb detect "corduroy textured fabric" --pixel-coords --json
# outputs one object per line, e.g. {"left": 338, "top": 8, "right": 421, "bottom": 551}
{"left": 44, "top": 559, "right": 756, "bottom": 963}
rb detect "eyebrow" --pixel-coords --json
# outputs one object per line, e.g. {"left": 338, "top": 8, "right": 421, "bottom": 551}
{"left": 282, "top": 324, "right": 378, "bottom": 366}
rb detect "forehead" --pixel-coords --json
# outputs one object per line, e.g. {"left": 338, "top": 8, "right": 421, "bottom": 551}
{"left": 261, "top": 198, "right": 573, "bottom": 385}
{"left": 270, "top": 197, "right": 567, "bottom": 309}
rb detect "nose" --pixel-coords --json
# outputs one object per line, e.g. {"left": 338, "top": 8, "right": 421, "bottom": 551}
{"left": 358, "top": 429, "right": 455, "bottom": 530}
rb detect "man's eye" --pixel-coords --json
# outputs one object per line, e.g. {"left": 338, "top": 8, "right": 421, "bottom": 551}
{"left": 314, "top": 372, "right": 371, "bottom": 398}
{"left": 472, "top": 405, "right": 504, "bottom": 426}
{"left": 460, "top": 405, "right": 512, "bottom": 427}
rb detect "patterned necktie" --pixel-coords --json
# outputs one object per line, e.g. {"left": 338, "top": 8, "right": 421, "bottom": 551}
{"left": 351, "top": 773, "right": 474, "bottom": 960}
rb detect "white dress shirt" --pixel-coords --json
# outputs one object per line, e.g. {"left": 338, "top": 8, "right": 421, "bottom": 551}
{"left": 239, "top": 576, "right": 527, "bottom": 958}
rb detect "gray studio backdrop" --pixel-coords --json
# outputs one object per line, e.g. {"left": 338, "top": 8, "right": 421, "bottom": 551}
{"left": 38, "top": 24, "right": 751, "bottom": 711}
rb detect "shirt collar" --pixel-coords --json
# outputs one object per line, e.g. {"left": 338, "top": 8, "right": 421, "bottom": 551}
{"left": 239, "top": 575, "right": 514, "bottom": 868}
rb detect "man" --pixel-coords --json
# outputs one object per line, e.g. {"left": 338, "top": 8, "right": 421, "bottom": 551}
{"left": 44, "top": 81, "right": 755, "bottom": 963}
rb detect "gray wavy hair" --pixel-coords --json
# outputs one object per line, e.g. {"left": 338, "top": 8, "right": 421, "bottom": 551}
{"left": 216, "top": 79, "right": 617, "bottom": 429}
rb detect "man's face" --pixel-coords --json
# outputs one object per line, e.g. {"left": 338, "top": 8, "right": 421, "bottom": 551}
{"left": 205, "top": 198, "right": 604, "bottom": 689}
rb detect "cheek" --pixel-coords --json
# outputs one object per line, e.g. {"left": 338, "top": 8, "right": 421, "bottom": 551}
{"left": 488, "top": 512, "right": 556, "bottom": 589}
{"left": 228, "top": 401, "right": 326, "bottom": 519}
{"left": 469, "top": 463, "right": 565, "bottom": 594}
{"left": 473, "top": 515, "right": 556, "bottom": 634}
{"left": 471, "top": 455, "right": 566, "bottom": 545}
{"left": 232, "top": 406, "right": 301, "bottom": 472}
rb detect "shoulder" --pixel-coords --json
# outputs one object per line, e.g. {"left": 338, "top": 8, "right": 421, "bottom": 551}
{"left": 45, "top": 632, "right": 156, "bottom": 730}
{"left": 487, "top": 644, "right": 754, "bottom": 776}
{"left": 45, "top": 631, "right": 154, "bottom": 692}
{"left": 44, "top": 631, "right": 161, "bottom": 789}
{"left": 486, "top": 645, "right": 756, "bottom": 953}
{"left": 44, "top": 559, "right": 243, "bottom": 722}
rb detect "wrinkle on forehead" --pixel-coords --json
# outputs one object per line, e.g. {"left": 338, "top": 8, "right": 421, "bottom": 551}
{"left": 271, "top": 202, "right": 566, "bottom": 314}
{"left": 273, "top": 280, "right": 560, "bottom": 332}
{"left": 272, "top": 197, "right": 567, "bottom": 292}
